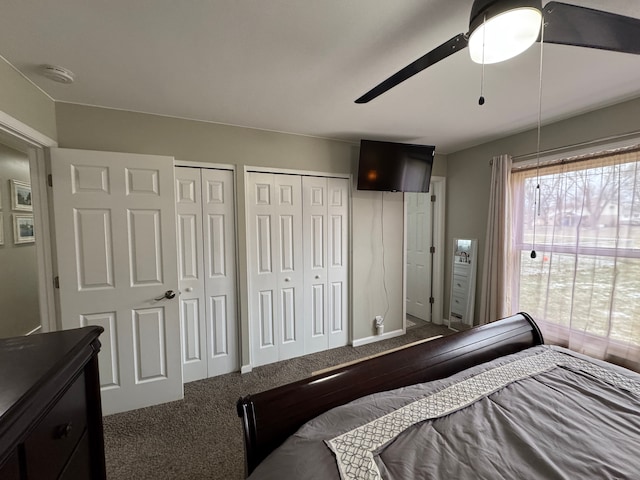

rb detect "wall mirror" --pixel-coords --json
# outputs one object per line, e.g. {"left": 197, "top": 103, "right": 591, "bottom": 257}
{"left": 448, "top": 238, "right": 477, "bottom": 331}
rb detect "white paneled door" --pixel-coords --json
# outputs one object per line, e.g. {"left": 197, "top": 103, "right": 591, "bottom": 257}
{"left": 406, "top": 192, "right": 432, "bottom": 321}
{"left": 302, "top": 176, "right": 349, "bottom": 353}
{"left": 201, "top": 168, "right": 238, "bottom": 376}
{"left": 302, "top": 176, "right": 328, "bottom": 354}
{"left": 326, "top": 178, "right": 349, "bottom": 348}
{"left": 247, "top": 172, "right": 304, "bottom": 367}
{"left": 51, "top": 148, "right": 182, "bottom": 415}
{"left": 175, "top": 167, "right": 207, "bottom": 382}
{"left": 175, "top": 167, "right": 237, "bottom": 382}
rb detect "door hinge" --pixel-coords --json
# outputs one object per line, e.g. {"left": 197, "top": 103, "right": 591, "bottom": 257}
{"left": 48, "top": 174, "right": 53, "bottom": 187}
{"left": 54, "top": 276, "right": 60, "bottom": 289}
{"left": 430, "top": 246, "right": 436, "bottom": 254}
{"left": 431, "top": 194, "right": 436, "bottom": 202}
{"left": 429, "top": 297, "right": 435, "bottom": 304}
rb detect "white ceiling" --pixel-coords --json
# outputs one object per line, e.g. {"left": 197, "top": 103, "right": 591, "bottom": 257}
{"left": 1, "top": 0, "right": 640, "bottom": 154}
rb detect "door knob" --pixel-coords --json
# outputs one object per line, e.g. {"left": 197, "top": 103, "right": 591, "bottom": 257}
{"left": 185, "top": 287, "right": 193, "bottom": 292}
{"left": 155, "top": 290, "right": 176, "bottom": 301}
{"left": 284, "top": 277, "right": 291, "bottom": 282}
{"left": 315, "top": 275, "right": 320, "bottom": 279}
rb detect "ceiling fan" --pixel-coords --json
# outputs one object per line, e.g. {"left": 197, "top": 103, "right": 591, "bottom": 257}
{"left": 355, "top": 0, "right": 640, "bottom": 103}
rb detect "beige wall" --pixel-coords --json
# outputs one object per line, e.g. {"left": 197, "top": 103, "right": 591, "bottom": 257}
{"left": 445, "top": 96, "right": 640, "bottom": 325}
{"left": 55, "top": 102, "right": 432, "bottom": 365}
{"left": 351, "top": 188, "right": 405, "bottom": 338}
{"left": 0, "top": 143, "right": 40, "bottom": 337}
{"left": 55, "top": 103, "right": 353, "bottom": 172}
{"left": 0, "top": 58, "right": 57, "bottom": 141}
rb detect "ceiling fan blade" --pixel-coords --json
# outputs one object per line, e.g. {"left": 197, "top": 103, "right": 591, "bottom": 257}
{"left": 355, "top": 33, "right": 468, "bottom": 104}
{"left": 543, "top": 2, "right": 640, "bottom": 55}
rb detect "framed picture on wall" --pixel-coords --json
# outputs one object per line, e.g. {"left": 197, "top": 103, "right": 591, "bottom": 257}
{"left": 0, "top": 213, "right": 4, "bottom": 245}
{"left": 10, "top": 179, "right": 32, "bottom": 211}
{"left": 13, "top": 214, "right": 34, "bottom": 244}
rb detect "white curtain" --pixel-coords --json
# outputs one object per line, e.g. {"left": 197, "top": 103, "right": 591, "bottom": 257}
{"left": 479, "top": 154, "right": 513, "bottom": 325}
{"left": 511, "top": 147, "right": 640, "bottom": 371}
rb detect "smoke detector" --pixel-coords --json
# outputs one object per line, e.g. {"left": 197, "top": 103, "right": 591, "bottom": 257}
{"left": 40, "top": 64, "right": 75, "bottom": 84}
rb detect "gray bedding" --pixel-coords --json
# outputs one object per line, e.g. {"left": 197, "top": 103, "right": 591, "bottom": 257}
{"left": 248, "top": 346, "right": 640, "bottom": 479}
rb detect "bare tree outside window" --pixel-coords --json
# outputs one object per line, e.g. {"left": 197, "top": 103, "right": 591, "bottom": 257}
{"left": 512, "top": 149, "right": 640, "bottom": 352}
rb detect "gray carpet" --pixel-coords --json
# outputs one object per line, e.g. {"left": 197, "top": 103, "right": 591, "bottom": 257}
{"left": 103, "top": 322, "right": 452, "bottom": 480}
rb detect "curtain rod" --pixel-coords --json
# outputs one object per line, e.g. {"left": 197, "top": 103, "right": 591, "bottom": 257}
{"left": 511, "top": 130, "right": 640, "bottom": 161}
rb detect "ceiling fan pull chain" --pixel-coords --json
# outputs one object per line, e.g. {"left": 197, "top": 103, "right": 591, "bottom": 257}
{"left": 531, "top": 21, "right": 546, "bottom": 260}
{"left": 479, "top": 14, "right": 487, "bottom": 106}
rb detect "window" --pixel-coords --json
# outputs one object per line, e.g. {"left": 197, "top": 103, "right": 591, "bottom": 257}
{"left": 511, "top": 147, "right": 640, "bottom": 366}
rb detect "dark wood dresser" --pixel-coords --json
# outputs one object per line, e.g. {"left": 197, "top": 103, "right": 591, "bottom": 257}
{"left": 0, "top": 326, "right": 106, "bottom": 479}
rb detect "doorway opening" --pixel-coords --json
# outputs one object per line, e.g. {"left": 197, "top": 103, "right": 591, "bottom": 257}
{"left": 0, "top": 142, "right": 40, "bottom": 337}
{"left": 0, "top": 120, "right": 57, "bottom": 338}
{"left": 404, "top": 177, "right": 446, "bottom": 330}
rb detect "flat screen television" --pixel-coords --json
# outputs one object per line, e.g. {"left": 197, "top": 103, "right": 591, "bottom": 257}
{"left": 357, "top": 139, "right": 435, "bottom": 192}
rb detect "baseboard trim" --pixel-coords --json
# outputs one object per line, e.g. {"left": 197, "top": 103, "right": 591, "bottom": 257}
{"left": 314, "top": 334, "right": 442, "bottom": 376}
{"left": 26, "top": 325, "right": 42, "bottom": 336}
{"left": 240, "top": 364, "right": 253, "bottom": 374}
{"left": 352, "top": 328, "right": 404, "bottom": 347}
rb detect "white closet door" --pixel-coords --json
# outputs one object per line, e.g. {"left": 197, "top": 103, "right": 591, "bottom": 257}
{"left": 302, "top": 176, "right": 329, "bottom": 354}
{"left": 248, "top": 172, "right": 279, "bottom": 366}
{"left": 176, "top": 167, "right": 238, "bottom": 381}
{"left": 175, "top": 167, "right": 207, "bottom": 382}
{"left": 51, "top": 148, "right": 182, "bottom": 415}
{"left": 274, "top": 174, "right": 304, "bottom": 361}
{"left": 327, "top": 177, "right": 349, "bottom": 348}
{"left": 201, "top": 169, "right": 238, "bottom": 376}
{"left": 406, "top": 192, "right": 432, "bottom": 321}
{"left": 247, "top": 172, "right": 303, "bottom": 366}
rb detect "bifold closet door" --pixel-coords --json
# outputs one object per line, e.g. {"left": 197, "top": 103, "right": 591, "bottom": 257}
{"left": 302, "top": 177, "right": 349, "bottom": 353}
{"left": 176, "top": 167, "right": 207, "bottom": 382}
{"left": 175, "top": 167, "right": 237, "bottom": 382}
{"left": 201, "top": 169, "right": 238, "bottom": 376}
{"left": 247, "top": 172, "right": 304, "bottom": 367}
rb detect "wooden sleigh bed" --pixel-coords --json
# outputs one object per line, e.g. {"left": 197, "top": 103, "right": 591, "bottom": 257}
{"left": 236, "top": 312, "right": 640, "bottom": 479}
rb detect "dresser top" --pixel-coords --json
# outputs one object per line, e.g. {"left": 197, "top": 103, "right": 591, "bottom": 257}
{"left": 0, "top": 327, "right": 103, "bottom": 423}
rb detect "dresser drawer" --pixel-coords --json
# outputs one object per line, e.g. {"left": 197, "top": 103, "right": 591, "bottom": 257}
{"left": 451, "top": 293, "right": 467, "bottom": 316}
{"left": 24, "top": 372, "right": 88, "bottom": 480}
{"left": 452, "top": 274, "right": 468, "bottom": 293}
{"left": 453, "top": 263, "right": 470, "bottom": 276}
{"left": 60, "top": 431, "right": 92, "bottom": 480}
{"left": 0, "top": 451, "right": 20, "bottom": 480}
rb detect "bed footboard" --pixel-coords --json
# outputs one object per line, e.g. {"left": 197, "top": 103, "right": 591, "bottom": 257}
{"left": 237, "top": 312, "right": 543, "bottom": 475}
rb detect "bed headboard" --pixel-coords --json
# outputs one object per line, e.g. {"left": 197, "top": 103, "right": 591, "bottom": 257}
{"left": 236, "top": 312, "right": 543, "bottom": 475}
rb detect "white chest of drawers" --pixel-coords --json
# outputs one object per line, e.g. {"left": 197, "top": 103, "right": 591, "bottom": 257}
{"left": 449, "top": 239, "right": 477, "bottom": 329}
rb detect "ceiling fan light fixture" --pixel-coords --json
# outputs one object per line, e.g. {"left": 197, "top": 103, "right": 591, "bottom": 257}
{"left": 468, "top": 6, "right": 542, "bottom": 64}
